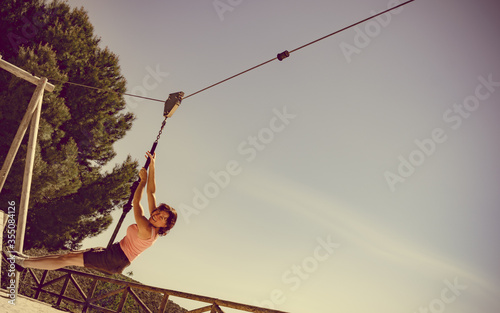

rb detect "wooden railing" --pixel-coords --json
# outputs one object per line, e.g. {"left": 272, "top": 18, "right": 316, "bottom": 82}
{"left": 24, "top": 268, "right": 290, "bottom": 313}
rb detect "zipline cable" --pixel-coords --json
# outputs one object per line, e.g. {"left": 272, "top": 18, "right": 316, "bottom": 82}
{"left": 182, "top": 58, "right": 276, "bottom": 100}
{"left": 289, "top": 0, "right": 414, "bottom": 54}
{"left": 49, "top": 79, "right": 164, "bottom": 103}
{"left": 46, "top": 0, "right": 415, "bottom": 103}
{"left": 184, "top": 0, "right": 414, "bottom": 100}
{"left": 38, "top": 0, "right": 417, "bottom": 247}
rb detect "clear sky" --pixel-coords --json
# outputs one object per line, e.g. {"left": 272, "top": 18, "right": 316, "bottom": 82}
{"left": 64, "top": 0, "right": 500, "bottom": 312}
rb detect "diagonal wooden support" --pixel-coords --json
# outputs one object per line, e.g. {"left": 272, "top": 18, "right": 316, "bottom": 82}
{"left": 0, "top": 78, "right": 47, "bottom": 193}
{"left": 211, "top": 303, "right": 225, "bottom": 313}
{"left": 5, "top": 77, "right": 48, "bottom": 297}
{"left": 188, "top": 305, "right": 212, "bottom": 313}
{"left": 158, "top": 293, "right": 170, "bottom": 312}
{"left": 14, "top": 78, "right": 46, "bottom": 251}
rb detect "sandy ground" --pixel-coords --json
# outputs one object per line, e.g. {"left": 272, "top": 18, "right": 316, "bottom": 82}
{"left": 0, "top": 288, "right": 69, "bottom": 313}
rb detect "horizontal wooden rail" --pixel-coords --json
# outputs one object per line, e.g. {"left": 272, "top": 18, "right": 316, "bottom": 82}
{"left": 24, "top": 268, "right": 291, "bottom": 313}
{"left": 0, "top": 55, "right": 55, "bottom": 92}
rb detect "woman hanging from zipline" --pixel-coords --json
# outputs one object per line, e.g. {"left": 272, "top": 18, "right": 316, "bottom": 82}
{"left": 4, "top": 151, "right": 177, "bottom": 275}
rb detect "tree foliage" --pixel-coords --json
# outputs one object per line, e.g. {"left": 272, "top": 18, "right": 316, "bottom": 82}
{"left": 0, "top": 0, "right": 138, "bottom": 250}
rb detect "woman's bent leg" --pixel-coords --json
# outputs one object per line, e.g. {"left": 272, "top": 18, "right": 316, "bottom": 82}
{"left": 23, "top": 252, "right": 84, "bottom": 271}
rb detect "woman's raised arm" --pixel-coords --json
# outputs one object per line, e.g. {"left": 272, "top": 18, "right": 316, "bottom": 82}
{"left": 133, "top": 168, "right": 152, "bottom": 238}
{"left": 145, "top": 151, "right": 157, "bottom": 215}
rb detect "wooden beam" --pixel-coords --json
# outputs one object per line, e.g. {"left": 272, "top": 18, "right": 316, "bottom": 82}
{"left": 86, "top": 304, "right": 118, "bottom": 313}
{"left": 129, "top": 288, "right": 152, "bottom": 313}
{"left": 188, "top": 305, "right": 212, "bottom": 313}
{"left": 0, "top": 56, "right": 55, "bottom": 92}
{"left": 90, "top": 287, "right": 127, "bottom": 303}
{"left": 69, "top": 274, "right": 88, "bottom": 302}
{"left": 116, "top": 287, "right": 129, "bottom": 312}
{"left": 158, "top": 293, "right": 169, "bottom": 313}
{"left": 14, "top": 77, "right": 46, "bottom": 296}
{"left": 211, "top": 304, "right": 225, "bottom": 313}
{"left": 14, "top": 79, "right": 45, "bottom": 251}
{"left": 0, "top": 212, "right": 5, "bottom": 284}
{"left": 56, "top": 275, "right": 71, "bottom": 306}
{"left": 82, "top": 279, "right": 99, "bottom": 313}
{"left": 28, "top": 268, "right": 292, "bottom": 313}
{"left": 31, "top": 269, "right": 47, "bottom": 299}
{"left": 58, "top": 268, "right": 291, "bottom": 313}
{"left": 33, "top": 289, "right": 85, "bottom": 306}
{"left": 39, "top": 272, "right": 69, "bottom": 289}
{"left": 0, "top": 78, "right": 47, "bottom": 193}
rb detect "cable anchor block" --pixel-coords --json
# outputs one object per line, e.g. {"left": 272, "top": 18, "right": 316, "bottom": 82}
{"left": 163, "top": 91, "right": 185, "bottom": 118}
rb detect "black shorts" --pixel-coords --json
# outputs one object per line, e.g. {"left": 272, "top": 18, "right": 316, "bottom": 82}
{"left": 83, "top": 243, "right": 130, "bottom": 275}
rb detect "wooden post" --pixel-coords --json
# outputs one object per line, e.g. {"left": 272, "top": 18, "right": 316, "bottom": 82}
{"left": 13, "top": 77, "right": 47, "bottom": 296}
{"left": 158, "top": 293, "right": 170, "bottom": 313}
{"left": 0, "top": 211, "right": 6, "bottom": 284}
{"left": 0, "top": 76, "right": 50, "bottom": 193}
{"left": 0, "top": 56, "right": 55, "bottom": 301}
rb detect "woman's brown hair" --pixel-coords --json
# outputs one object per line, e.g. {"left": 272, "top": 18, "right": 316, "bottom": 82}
{"left": 152, "top": 203, "right": 177, "bottom": 236}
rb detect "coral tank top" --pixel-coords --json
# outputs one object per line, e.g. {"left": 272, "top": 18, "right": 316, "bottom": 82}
{"left": 119, "top": 224, "right": 158, "bottom": 262}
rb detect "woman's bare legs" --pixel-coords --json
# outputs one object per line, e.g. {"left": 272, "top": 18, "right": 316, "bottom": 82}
{"left": 22, "top": 250, "right": 81, "bottom": 260}
{"left": 23, "top": 252, "right": 84, "bottom": 271}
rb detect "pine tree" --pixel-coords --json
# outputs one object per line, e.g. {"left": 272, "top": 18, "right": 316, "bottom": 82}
{"left": 0, "top": 0, "right": 138, "bottom": 250}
